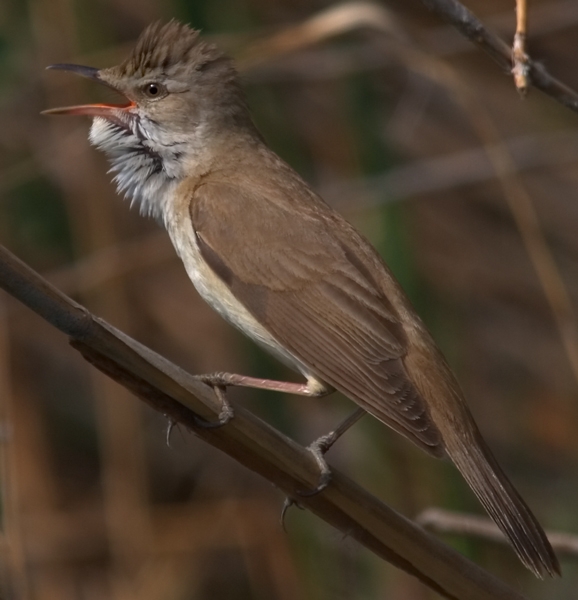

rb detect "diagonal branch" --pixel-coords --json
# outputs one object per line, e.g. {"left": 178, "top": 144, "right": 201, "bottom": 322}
{"left": 419, "top": 0, "right": 578, "bottom": 113}
{"left": 0, "top": 242, "right": 529, "bottom": 600}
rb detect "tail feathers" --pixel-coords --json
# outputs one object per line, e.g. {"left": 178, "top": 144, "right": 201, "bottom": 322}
{"left": 446, "top": 433, "right": 560, "bottom": 578}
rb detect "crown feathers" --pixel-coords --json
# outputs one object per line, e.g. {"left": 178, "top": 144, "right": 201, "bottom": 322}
{"left": 112, "top": 20, "right": 225, "bottom": 78}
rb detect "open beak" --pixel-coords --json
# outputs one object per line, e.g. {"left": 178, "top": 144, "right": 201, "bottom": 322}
{"left": 41, "top": 63, "right": 135, "bottom": 117}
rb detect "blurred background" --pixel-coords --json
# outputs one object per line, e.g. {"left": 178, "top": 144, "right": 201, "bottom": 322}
{"left": 0, "top": 0, "right": 577, "bottom": 598}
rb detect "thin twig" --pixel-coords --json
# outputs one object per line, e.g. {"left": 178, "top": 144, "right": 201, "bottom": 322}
{"left": 513, "top": 0, "right": 530, "bottom": 94}
{"left": 419, "top": 0, "right": 578, "bottom": 113}
{"left": 418, "top": 508, "right": 578, "bottom": 559}
{"left": 0, "top": 243, "right": 528, "bottom": 600}
{"left": 424, "top": 0, "right": 578, "bottom": 58}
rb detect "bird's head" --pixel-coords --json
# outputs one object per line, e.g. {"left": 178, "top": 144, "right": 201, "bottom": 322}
{"left": 44, "top": 21, "right": 249, "bottom": 218}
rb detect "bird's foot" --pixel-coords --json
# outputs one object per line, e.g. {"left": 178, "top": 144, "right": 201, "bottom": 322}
{"left": 191, "top": 376, "right": 235, "bottom": 429}
{"left": 165, "top": 416, "right": 176, "bottom": 447}
{"left": 297, "top": 432, "right": 337, "bottom": 497}
{"left": 297, "top": 408, "right": 366, "bottom": 495}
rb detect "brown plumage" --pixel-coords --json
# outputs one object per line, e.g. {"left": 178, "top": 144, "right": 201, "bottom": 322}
{"left": 43, "top": 21, "right": 560, "bottom": 578}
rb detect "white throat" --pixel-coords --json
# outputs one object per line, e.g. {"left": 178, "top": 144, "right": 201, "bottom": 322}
{"left": 89, "top": 116, "right": 187, "bottom": 220}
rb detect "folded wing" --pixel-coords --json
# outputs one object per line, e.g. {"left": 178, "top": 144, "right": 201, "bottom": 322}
{"left": 191, "top": 179, "right": 443, "bottom": 455}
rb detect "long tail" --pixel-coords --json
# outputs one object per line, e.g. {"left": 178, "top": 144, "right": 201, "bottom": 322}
{"left": 444, "top": 426, "right": 560, "bottom": 578}
{"left": 399, "top": 315, "right": 559, "bottom": 576}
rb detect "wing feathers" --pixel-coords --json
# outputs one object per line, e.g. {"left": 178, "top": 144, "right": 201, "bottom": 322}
{"left": 192, "top": 181, "right": 443, "bottom": 453}
{"left": 269, "top": 292, "right": 440, "bottom": 447}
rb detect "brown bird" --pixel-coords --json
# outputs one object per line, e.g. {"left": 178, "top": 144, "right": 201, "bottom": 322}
{"left": 44, "top": 21, "right": 559, "bottom": 577}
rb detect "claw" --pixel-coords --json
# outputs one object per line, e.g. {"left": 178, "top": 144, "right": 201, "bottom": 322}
{"left": 165, "top": 417, "right": 176, "bottom": 447}
{"left": 190, "top": 384, "right": 234, "bottom": 429}
{"left": 280, "top": 496, "right": 303, "bottom": 532}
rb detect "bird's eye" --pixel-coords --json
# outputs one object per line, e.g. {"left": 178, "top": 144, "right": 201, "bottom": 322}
{"left": 142, "top": 82, "right": 166, "bottom": 99}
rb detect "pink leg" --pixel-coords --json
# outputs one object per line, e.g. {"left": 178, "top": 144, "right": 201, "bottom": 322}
{"left": 196, "top": 372, "right": 332, "bottom": 397}
{"left": 191, "top": 371, "right": 330, "bottom": 430}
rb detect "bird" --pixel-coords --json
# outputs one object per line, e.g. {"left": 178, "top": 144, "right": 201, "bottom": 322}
{"left": 43, "top": 20, "right": 559, "bottom": 577}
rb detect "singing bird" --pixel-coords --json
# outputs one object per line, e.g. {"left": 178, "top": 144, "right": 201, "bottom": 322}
{"left": 44, "top": 21, "right": 559, "bottom": 577}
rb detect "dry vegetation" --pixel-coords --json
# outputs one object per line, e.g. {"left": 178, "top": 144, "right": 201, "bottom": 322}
{"left": 0, "top": 0, "right": 578, "bottom": 598}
